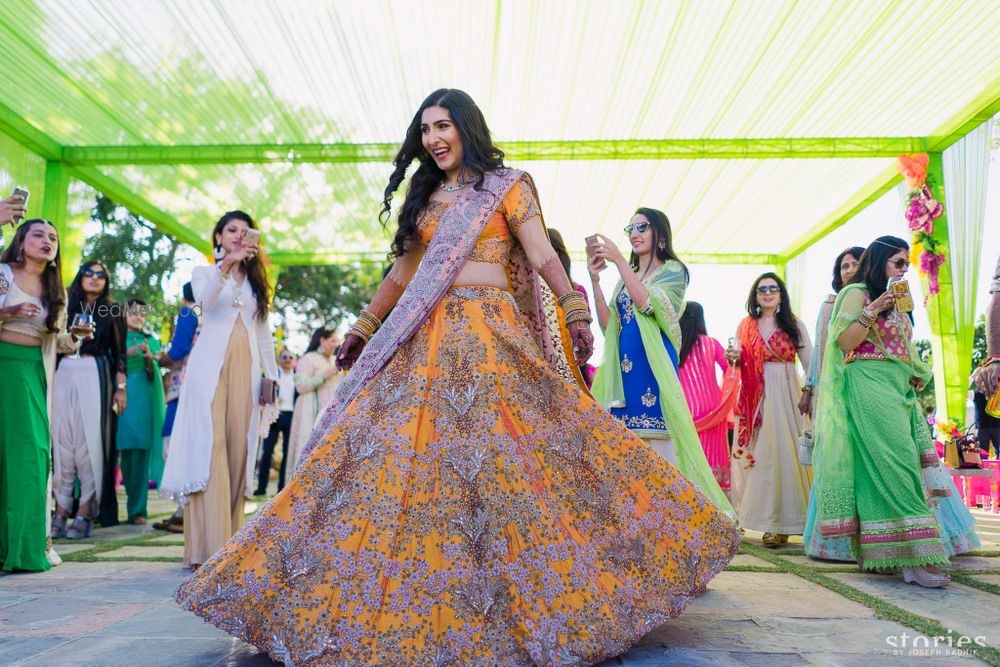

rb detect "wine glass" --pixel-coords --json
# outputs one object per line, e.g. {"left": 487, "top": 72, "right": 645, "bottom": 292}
{"left": 70, "top": 313, "right": 94, "bottom": 358}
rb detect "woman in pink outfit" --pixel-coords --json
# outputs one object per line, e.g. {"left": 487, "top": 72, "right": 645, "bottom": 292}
{"left": 677, "top": 302, "right": 738, "bottom": 492}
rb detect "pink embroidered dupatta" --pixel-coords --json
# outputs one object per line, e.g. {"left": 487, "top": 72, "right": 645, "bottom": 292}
{"left": 299, "top": 168, "right": 574, "bottom": 464}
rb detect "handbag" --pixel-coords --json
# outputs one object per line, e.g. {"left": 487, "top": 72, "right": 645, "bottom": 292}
{"left": 955, "top": 425, "right": 982, "bottom": 469}
{"left": 797, "top": 428, "right": 814, "bottom": 466}
{"left": 259, "top": 377, "right": 279, "bottom": 405}
{"left": 944, "top": 425, "right": 982, "bottom": 469}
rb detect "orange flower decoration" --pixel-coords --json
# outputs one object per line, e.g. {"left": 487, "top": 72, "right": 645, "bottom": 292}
{"left": 897, "top": 153, "right": 929, "bottom": 189}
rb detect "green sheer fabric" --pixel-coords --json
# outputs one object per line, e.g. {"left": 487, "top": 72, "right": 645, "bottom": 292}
{"left": 592, "top": 262, "right": 735, "bottom": 517}
{"left": 813, "top": 284, "right": 945, "bottom": 539}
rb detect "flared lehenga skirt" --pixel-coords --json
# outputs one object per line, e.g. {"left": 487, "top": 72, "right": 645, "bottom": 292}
{"left": 175, "top": 286, "right": 740, "bottom": 667}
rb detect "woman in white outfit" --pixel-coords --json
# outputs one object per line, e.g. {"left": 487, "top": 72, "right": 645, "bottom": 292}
{"left": 287, "top": 326, "right": 343, "bottom": 471}
{"left": 160, "top": 211, "right": 278, "bottom": 569}
{"left": 52, "top": 261, "right": 127, "bottom": 538}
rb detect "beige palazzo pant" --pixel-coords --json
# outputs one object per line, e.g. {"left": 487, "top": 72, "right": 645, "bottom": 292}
{"left": 184, "top": 319, "right": 253, "bottom": 568}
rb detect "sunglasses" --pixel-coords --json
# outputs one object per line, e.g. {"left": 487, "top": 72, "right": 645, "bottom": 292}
{"left": 624, "top": 222, "right": 650, "bottom": 235}
{"left": 889, "top": 258, "right": 910, "bottom": 270}
{"left": 279, "top": 354, "right": 293, "bottom": 360}
{"left": 756, "top": 285, "right": 782, "bottom": 294}
{"left": 83, "top": 268, "right": 107, "bottom": 279}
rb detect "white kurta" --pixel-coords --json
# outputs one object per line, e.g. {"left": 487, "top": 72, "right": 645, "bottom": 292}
{"left": 159, "top": 265, "right": 278, "bottom": 503}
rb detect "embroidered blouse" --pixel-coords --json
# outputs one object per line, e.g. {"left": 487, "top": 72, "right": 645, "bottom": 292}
{"left": 845, "top": 296, "right": 912, "bottom": 363}
{"left": 416, "top": 179, "right": 539, "bottom": 265}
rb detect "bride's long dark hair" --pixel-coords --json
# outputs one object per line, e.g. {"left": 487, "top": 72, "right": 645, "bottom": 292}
{"left": 380, "top": 89, "right": 505, "bottom": 259}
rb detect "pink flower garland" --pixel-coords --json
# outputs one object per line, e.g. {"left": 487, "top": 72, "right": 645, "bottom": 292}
{"left": 897, "top": 154, "right": 946, "bottom": 295}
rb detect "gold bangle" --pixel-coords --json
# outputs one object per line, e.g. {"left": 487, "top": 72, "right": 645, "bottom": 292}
{"left": 565, "top": 308, "right": 593, "bottom": 325}
{"left": 348, "top": 309, "right": 383, "bottom": 343}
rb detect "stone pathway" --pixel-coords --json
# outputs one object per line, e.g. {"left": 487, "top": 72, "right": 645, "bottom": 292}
{"left": 2, "top": 492, "right": 999, "bottom": 666}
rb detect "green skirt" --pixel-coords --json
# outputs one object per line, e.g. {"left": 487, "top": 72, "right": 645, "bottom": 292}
{"left": 0, "top": 340, "right": 51, "bottom": 572}
{"left": 844, "top": 360, "right": 948, "bottom": 569}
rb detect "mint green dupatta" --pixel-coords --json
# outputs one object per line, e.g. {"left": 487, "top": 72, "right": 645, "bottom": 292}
{"left": 814, "top": 284, "right": 941, "bottom": 537}
{"left": 592, "top": 261, "right": 735, "bottom": 517}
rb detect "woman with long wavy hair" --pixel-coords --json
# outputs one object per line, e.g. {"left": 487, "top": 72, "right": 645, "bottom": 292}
{"left": 0, "top": 219, "right": 77, "bottom": 571}
{"left": 175, "top": 89, "right": 738, "bottom": 666}
{"left": 588, "top": 210, "right": 733, "bottom": 516}
{"left": 160, "top": 211, "right": 279, "bottom": 569}
{"left": 809, "top": 237, "right": 978, "bottom": 582}
{"left": 52, "top": 260, "right": 127, "bottom": 537}
{"left": 729, "top": 272, "right": 812, "bottom": 547}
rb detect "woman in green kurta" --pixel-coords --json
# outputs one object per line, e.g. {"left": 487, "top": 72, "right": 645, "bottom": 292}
{"left": 814, "top": 236, "right": 950, "bottom": 587}
{"left": 588, "top": 208, "right": 734, "bottom": 517}
{"left": 117, "top": 300, "right": 165, "bottom": 524}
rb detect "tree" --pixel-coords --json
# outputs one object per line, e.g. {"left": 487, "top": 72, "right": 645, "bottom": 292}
{"left": 83, "top": 193, "right": 186, "bottom": 336}
{"left": 272, "top": 262, "right": 386, "bottom": 335}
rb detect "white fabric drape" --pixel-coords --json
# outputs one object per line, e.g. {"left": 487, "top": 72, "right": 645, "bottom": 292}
{"left": 942, "top": 118, "right": 993, "bottom": 372}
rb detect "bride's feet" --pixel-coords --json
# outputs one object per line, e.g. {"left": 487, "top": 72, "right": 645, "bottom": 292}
{"left": 902, "top": 566, "right": 950, "bottom": 588}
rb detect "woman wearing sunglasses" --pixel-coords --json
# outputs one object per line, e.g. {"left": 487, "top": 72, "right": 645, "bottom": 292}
{"left": 810, "top": 236, "right": 971, "bottom": 587}
{"left": 589, "top": 209, "right": 734, "bottom": 517}
{"left": 729, "top": 272, "right": 812, "bottom": 547}
{"left": 51, "top": 260, "right": 127, "bottom": 539}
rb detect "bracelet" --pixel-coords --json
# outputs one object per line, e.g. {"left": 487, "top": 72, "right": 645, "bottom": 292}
{"left": 117, "top": 382, "right": 127, "bottom": 390}
{"left": 556, "top": 292, "right": 593, "bottom": 324}
{"left": 348, "top": 309, "right": 383, "bottom": 344}
{"left": 856, "top": 309, "right": 876, "bottom": 329}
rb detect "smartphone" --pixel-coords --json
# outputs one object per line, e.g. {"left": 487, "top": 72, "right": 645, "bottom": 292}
{"left": 243, "top": 228, "right": 261, "bottom": 246}
{"left": 585, "top": 234, "right": 602, "bottom": 252}
{"left": 11, "top": 187, "right": 28, "bottom": 224}
{"left": 888, "top": 276, "right": 914, "bottom": 313}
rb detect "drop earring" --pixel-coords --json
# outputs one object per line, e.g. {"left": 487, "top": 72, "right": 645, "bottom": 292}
{"left": 776, "top": 304, "right": 781, "bottom": 314}
{"left": 213, "top": 244, "right": 225, "bottom": 261}
{"left": 49, "top": 260, "right": 57, "bottom": 268}
{"left": 755, "top": 306, "right": 761, "bottom": 316}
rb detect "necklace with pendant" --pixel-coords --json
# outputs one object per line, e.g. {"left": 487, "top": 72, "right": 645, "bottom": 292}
{"left": 439, "top": 180, "right": 471, "bottom": 192}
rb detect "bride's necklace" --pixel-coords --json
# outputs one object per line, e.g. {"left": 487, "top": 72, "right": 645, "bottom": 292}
{"left": 439, "top": 180, "right": 471, "bottom": 192}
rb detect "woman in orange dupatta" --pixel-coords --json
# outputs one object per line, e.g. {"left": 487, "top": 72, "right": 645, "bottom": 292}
{"left": 174, "top": 89, "right": 739, "bottom": 667}
{"left": 730, "top": 272, "right": 812, "bottom": 547}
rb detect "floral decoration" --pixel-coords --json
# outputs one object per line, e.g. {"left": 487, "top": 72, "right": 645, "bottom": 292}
{"left": 897, "top": 153, "right": 946, "bottom": 295}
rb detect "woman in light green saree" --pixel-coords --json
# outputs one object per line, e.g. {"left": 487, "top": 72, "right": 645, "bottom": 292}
{"left": 589, "top": 208, "right": 734, "bottom": 517}
{"left": 814, "top": 236, "right": 951, "bottom": 588}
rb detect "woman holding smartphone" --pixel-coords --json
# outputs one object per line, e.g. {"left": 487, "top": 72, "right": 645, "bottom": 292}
{"left": 588, "top": 209, "right": 733, "bottom": 516}
{"left": 52, "top": 260, "right": 127, "bottom": 538}
{"left": 160, "top": 211, "right": 279, "bottom": 570}
{"left": 0, "top": 219, "right": 79, "bottom": 571}
{"left": 808, "top": 238, "right": 977, "bottom": 579}
{"left": 174, "top": 90, "right": 738, "bottom": 665}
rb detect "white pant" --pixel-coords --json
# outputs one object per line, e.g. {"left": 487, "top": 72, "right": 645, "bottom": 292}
{"left": 52, "top": 357, "right": 102, "bottom": 510}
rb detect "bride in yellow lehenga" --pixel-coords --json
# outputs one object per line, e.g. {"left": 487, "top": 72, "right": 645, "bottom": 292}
{"left": 175, "top": 89, "right": 740, "bottom": 666}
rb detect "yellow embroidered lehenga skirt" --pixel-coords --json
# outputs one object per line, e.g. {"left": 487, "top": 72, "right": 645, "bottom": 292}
{"left": 176, "top": 286, "right": 740, "bottom": 666}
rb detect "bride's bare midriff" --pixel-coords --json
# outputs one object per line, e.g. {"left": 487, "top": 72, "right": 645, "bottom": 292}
{"left": 451, "top": 261, "right": 509, "bottom": 289}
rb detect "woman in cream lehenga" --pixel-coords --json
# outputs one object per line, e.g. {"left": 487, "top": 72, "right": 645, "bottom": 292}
{"left": 730, "top": 272, "right": 812, "bottom": 547}
{"left": 174, "top": 89, "right": 739, "bottom": 666}
{"left": 287, "top": 326, "right": 343, "bottom": 471}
